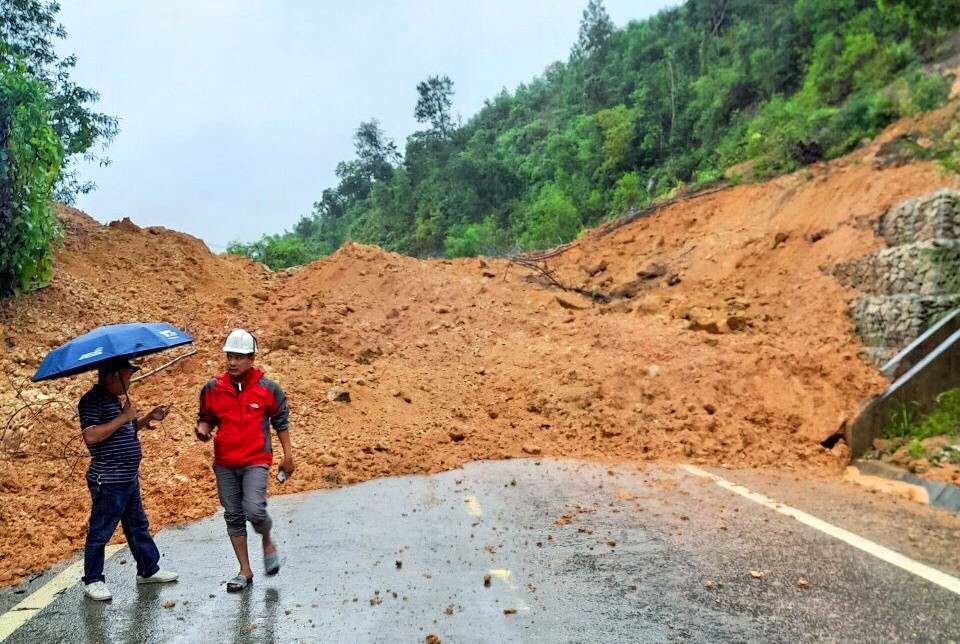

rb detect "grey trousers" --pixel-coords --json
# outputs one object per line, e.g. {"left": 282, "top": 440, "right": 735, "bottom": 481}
{"left": 213, "top": 464, "right": 272, "bottom": 537}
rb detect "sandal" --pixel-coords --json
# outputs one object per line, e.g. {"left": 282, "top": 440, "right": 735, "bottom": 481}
{"left": 226, "top": 574, "right": 253, "bottom": 593}
{"left": 264, "top": 548, "right": 281, "bottom": 576}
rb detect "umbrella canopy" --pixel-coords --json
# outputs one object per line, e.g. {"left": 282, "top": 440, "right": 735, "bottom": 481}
{"left": 32, "top": 322, "right": 194, "bottom": 382}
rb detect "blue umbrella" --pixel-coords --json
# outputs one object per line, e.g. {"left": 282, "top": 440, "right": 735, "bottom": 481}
{"left": 32, "top": 322, "right": 195, "bottom": 382}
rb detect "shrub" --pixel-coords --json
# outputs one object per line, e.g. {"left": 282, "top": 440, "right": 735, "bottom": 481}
{"left": 609, "top": 172, "right": 646, "bottom": 215}
{"left": 444, "top": 216, "right": 510, "bottom": 258}
{"left": 884, "top": 388, "right": 960, "bottom": 441}
{"left": 0, "top": 58, "right": 64, "bottom": 296}
{"left": 903, "top": 69, "right": 951, "bottom": 113}
{"left": 226, "top": 234, "right": 311, "bottom": 271}
{"left": 518, "top": 184, "right": 581, "bottom": 250}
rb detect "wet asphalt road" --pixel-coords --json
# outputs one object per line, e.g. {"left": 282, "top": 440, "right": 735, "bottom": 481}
{"left": 5, "top": 459, "right": 960, "bottom": 643}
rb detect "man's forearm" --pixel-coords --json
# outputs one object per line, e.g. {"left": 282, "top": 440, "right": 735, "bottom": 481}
{"left": 277, "top": 429, "right": 293, "bottom": 457}
{"left": 83, "top": 415, "right": 129, "bottom": 445}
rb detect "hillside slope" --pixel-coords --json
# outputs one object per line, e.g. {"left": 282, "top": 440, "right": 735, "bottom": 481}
{"left": 0, "top": 112, "right": 957, "bottom": 585}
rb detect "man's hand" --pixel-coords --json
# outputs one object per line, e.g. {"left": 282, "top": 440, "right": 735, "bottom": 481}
{"left": 276, "top": 429, "right": 294, "bottom": 479}
{"left": 280, "top": 455, "right": 295, "bottom": 479}
{"left": 136, "top": 404, "right": 171, "bottom": 431}
{"left": 195, "top": 421, "right": 212, "bottom": 442}
{"left": 147, "top": 404, "right": 171, "bottom": 422}
{"left": 120, "top": 401, "right": 140, "bottom": 424}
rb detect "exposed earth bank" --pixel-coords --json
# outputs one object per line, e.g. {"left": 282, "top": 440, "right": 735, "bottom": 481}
{"left": 0, "top": 109, "right": 958, "bottom": 585}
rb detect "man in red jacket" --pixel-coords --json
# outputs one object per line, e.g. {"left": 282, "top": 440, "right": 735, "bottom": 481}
{"left": 196, "top": 328, "right": 295, "bottom": 592}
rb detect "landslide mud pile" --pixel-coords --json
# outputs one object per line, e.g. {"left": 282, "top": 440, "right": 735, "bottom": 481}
{"left": 0, "top": 116, "right": 956, "bottom": 585}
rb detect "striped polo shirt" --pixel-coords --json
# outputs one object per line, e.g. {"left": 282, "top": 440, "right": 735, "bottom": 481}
{"left": 78, "top": 384, "right": 142, "bottom": 483}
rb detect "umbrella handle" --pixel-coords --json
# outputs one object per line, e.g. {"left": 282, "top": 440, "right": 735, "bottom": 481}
{"left": 119, "top": 379, "right": 137, "bottom": 429}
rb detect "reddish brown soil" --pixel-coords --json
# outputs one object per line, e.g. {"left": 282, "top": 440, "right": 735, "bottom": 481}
{"left": 0, "top": 110, "right": 958, "bottom": 586}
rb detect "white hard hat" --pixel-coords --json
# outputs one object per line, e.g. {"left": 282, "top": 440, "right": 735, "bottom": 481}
{"left": 222, "top": 328, "right": 257, "bottom": 354}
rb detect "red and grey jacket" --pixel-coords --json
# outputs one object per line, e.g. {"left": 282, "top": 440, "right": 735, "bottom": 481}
{"left": 198, "top": 368, "right": 290, "bottom": 468}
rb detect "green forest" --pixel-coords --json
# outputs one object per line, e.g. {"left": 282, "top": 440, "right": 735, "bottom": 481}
{"left": 227, "top": 0, "right": 960, "bottom": 269}
{"left": 1, "top": 1, "right": 960, "bottom": 292}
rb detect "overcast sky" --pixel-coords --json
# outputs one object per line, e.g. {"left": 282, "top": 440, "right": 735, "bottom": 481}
{"left": 57, "top": 1, "right": 678, "bottom": 251}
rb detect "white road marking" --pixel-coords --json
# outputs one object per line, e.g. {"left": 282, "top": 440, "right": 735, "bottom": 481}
{"left": 682, "top": 465, "right": 960, "bottom": 597}
{"left": 464, "top": 496, "right": 483, "bottom": 517}
{"left": 0, "top": 544, "right": 123, "bottom": 642}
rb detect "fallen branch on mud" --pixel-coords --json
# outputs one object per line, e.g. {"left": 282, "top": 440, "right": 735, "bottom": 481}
{"left": 3, "top": 345, "right": 196, "bottom": 463}
{"left": 2, "top": 400, "right": 85, "bottom": 463}
{"left": 1, "top": 368, "right": 186, "bottom": 490}
{"left": 504, "top": 183, "right": 726, "bottom": 301}
{"left": 508, "top": 252, "right": 610, "bottom": 303}
{"left": 2, "top": 373, "right": 86, "bottom": 473}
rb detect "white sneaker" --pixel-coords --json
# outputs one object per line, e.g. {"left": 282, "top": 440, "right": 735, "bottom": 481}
{"left": 84, "top": 581, "right": 112, "bottom": 601}
{"left": 136, "top": 569, "right": 178, "bottom": 584}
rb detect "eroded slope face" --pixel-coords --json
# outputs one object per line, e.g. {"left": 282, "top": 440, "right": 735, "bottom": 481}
{"left": 0, "top": 122, "right": 953, "bottom": 585}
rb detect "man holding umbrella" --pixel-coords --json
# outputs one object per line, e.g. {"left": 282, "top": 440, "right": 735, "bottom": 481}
{"left": 78, "top": 358, "right": 178, "bottom": 601}
{"left": 33, "top": 322, "right": 194, "bottom": 602}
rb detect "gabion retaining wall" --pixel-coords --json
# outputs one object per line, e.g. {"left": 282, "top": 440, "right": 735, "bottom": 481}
{"left": 853, "top": 294, "right": 960, "bottom": 348}
{"left": 877, "top": 189, "right": 960, "bottom": 246}
{"left": 835, "top": 189, "right": 960, "bottom": 366}
{"left": 834, "top": 242, "right": 960, "bottom": 297}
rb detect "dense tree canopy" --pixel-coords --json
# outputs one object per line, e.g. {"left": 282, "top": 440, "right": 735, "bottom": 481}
{"left": 0, "top": 0, "right": 115, "bottom": 295}
{"left": 0, "top": 0, "right": 117, "bottom": 201}
{"left": 227, "top": 0, "right": 955, "bottom": 266}
{"left": 0, "top": 0, "right": 117, "bottom": 297}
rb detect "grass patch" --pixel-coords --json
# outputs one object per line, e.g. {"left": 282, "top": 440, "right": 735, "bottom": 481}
{"left": 884, "top": 388, "right": 960, "bottom": 443}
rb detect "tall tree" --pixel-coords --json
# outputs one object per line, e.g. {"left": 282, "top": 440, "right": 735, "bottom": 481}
{"left": 353, "top": 119, "right": 400, "bottom": 182}
{"left": 414, "top": 75, "right": 454, "bottom": 138}
{"left": 329, "top": 120, "right": 402, "bottom": 204}
{"left": 0, "top": 0, "right": 117, "bottom": 201}
{"left": 571, "top": 0, "right": 616, "bottom": 109}
{"left": 574, "top": 0, "right": 615, "bottom": 58}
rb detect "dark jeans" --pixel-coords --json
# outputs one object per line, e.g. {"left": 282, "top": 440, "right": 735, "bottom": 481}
{"left": 83, "top": 477, "right": 160, "bottom": 584}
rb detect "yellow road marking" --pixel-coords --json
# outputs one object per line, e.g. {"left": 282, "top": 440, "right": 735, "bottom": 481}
{"left": 0, "top": 544, "right": 123, "bottom": 642}
{"left": 488, "top": 569, "right": 530, "bottom": 611}
{"left": 464, "top": 499, "right": 530, "bottom": 611}
{"left": 682, "top": 465, "right": 960, "bottom": 597}
{"left": 464, "top": 496, "right": 483, "bottom": 517}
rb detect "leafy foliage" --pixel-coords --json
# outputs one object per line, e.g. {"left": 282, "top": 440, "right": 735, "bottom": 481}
{"left": 0, "top": 56, "right": 64, "bottom": 296}
{"left": 885, "top": 389, "right": 960, "bottom": 442}
{"left": 0, "top": 0, "right": 117, "bottom": 201}
{"left": 414, "top": 76, "right": 455, "bottom": 138}
{"left": 228, "top": 0, "right": 955, "bottom": 269}
{"left": 225, "top": 235, "right": 311, "bottom": 272}
{"left": 0, "top": 0, "right": 116, "bottom": 296}
{"left": 520, "top": 183, "right": 582, "bottom": 250}
{"left": 878, "top": 0, "right": 960, "bottom": 32}
{"left": 444, "top": 215, "right": 511, "bottom": 258}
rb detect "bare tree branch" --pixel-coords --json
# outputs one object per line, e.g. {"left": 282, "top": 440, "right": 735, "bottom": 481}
{"left": 131, "top": 348, "right": 197, "bottom": 384}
